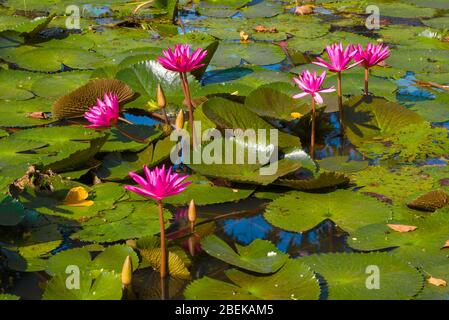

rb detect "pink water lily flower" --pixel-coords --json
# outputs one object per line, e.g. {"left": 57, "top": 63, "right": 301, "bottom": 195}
{"left": 313, "top": 43, "right": 360, "bottom": 72}
{"left": 84, "top": 93, "right": 119, "bottom": 129}
{"left": 157, "top": 44, "right": 208, "bottom": 73}
{"left": 124, "top": 165, "right": 191, "bottom": 201}
{"left": 352, "top": 43, "right": 390, "bottom": 68}
{"left": 293, "top": 70, "right": 335, "bottom": 104}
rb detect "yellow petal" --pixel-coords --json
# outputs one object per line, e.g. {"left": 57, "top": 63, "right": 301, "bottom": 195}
{"left": 291, "top": 112, "right": 303, "bottom": 119}
{"left": 64, "top": 186, "right": 89, "bottom": 203}
{"left": 64, "top": 200, "right": 94, "bottom": 207}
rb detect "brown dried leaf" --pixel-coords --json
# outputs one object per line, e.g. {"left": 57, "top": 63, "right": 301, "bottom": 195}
{"left": 26, "top": 112, "right": 48, "bottom": 119}
{"left": 442, "top": 240, "right": 449, "bottom": 249}
{"left": 52, "top": 79, "right": 134, "bottom": 119}
{"left": 427, "top": 276, "right": 447, "bottom": 287}
{"left": 294, "top": 5, "right": 314, "bottom": 15}
{"left": 386, "top": 224, "right": 418, "bottom": 233}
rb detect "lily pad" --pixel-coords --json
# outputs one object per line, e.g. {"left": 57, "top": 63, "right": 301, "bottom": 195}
{"left": 70, "top": 201, "right": 171, "bottom": 243}
{"left": 244, "top": 86, "right": 308, "bottom": 121}
{"left": 211, "top": 42, "right": 285, "bottom": 67}
{"left": 0, "top": 98, "right": 54, "bottom": 128}
{"left": 165, "top": 176, "right": 255, "bottom": 206}
{"left": 201, "top": 235, "right": 288, "bottom": 273}
{"left": 0, "top": 194, "right": 26, "bottom": 226}
{"left": 19, "top": 182, "right": 126, "bottom": 221}
{"left": 264, "top": 190, "right": 392, "bottom": 233}
{"left": 351, "top": 166, "right": 435, "bottom": 204}
{"left": 184, "top": 259, "right": 320, "bottom": 300}
{"left": 42, "top": 271, "right": 122, "bottom": 300}
{"left": 302, "top": 252, "right": 423, "bottom": 300}
{"left": 342, "top": 96, "right": 424, "bottom": 147}
{"left": 46, "top": 244, "right": 138, "bottom": 276}
{"left": 96, "top": 136, "right": 176, "bottom": 181}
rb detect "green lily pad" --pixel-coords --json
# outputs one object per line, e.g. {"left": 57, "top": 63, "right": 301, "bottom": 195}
{"left": 388, "top": 48, "right": 449, "bottom": 74}
{"left": 70, "top": 201, "right": 171, "bottom": 243}
{"left": 12, "top": 125, "right": 107, "bottom": 172}
{"left": 422, "top": 16, "right": 449, "bottom": 29}
{"left": 0, "top": 98, "right": 54, "bottom": 128}
{"left": 358, "top": 122, "right": 449, "bottom": 162}
{"left": 302, "top": 252, "right": 423, "bottom": 300}
{"left": 100, "top": 124, "right": 163, "bottom": 153}
{"left": 46, "top": 244, "right": 138, "bottom": 276}
{"left": 0, "top": 137, "right": 49, "bottom": 178}
{"left": 0, "top": 294, "right": 20, "bottom": 300}
{"left": 348, "top": 209, "right": 449, "bottom": 274}
{"left": 0, "top": 69, "right": 35, "bottom": 100}
{"left": 0, "top": 45, "right": 106, "bottom": 72}
{"left": 276, "top": 171, "right": 350, "bottom": 191}
{"left": 201, "top": 97, "right": 299, "bottom": 149}
{"left": 0, "top": 194, "right": 26, "bottom": 226}
{"left": 318, "top": 156, "right": 369, "bottom": 173}
{"left": 376, "top": 2, "right": 436, "bottom": 19}
{"left": 96, "top": 135, "right": 175, "bottom": 181}
{"left": 211, "top": 42, "right": 285, "bottom": 67}
{"left": 201, "top": 235, "right": 288, "bottom": 274}
{"left": 408, "top": 92, "right": 449, "bottom": 123}
{"left": 351, "top": 166, "right": 436, "bottom": 204}
{"left": 184, "top": 259, "right": 320, "bottom": 300}
{"left": 241, "top": 1, "right": 283, "bottom": 19}
{"left": 42, "top": 271, "right": 122, "bottom": 300}
{"left": 342, "top": 96, "right": 424, "bottom": 147}
{"left": 165, "top": 176, "right": 255, "bottom": 206}
{"left": 264, "top": 189, "right": 392, "bottom": 233}
{"left": 19, "top": 182, "right": 125, "bottom": 221}
{"left": 244, "top": 86, "right": 308, "bottom": 121}
{"left": 31, "top": 71, "right": 92, "bottom": 100}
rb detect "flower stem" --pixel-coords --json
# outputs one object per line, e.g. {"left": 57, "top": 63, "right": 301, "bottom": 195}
{"left": 161, "top": 108, "right": 170, "bottom": 126}
{"left": 179, "top": 72, "right": 197, "bottom": 148}
{"left": 118, "top": 117, "right": 134, "bottom": 125}
{"left": 157, "top": 201, "right": 167, "bottom": 280}
{"left": 311, "top": 97, "right": 316, "bottom": 160}
{"left": 364, "top": 67, "right": 369, "bottom": 96}
{"left": 337, "top": 71, "right": 343, "bottom": 125}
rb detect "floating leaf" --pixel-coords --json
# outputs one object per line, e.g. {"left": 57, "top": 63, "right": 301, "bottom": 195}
{"left": 184, "top": 259, "right": 320, "bottom": 300}
{"left": 42, "top": 271, "right": 122, "bottom": 300}
{"left": 302, "top": 252, "right": 423, "bottom": 300}
{"left": 46, "top": 244, "right": 138, "bottom": 276}
{"left": 201, "top": 235, "right": 288, "bottom": 274}
{"left": 70, "top": 201, "right": 171, "bottom": 243}
{"left": 264, "top": 190, "right": 391, "bottom": 233}
{"left": 0, "top": 194, "right": 26, "bottom": 226}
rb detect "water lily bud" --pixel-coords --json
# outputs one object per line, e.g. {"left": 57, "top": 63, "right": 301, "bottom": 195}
{"left": 157, "top": 84, "right": 166, "bottom": 109}
{"left": 188, "top": 199, "right": 196, "bottom": 223}
{"left": 175, "top": 110, "right": 184, "bottom": 129}
{"left": 121, "top": 255, "right": 133, "bottom": 287}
